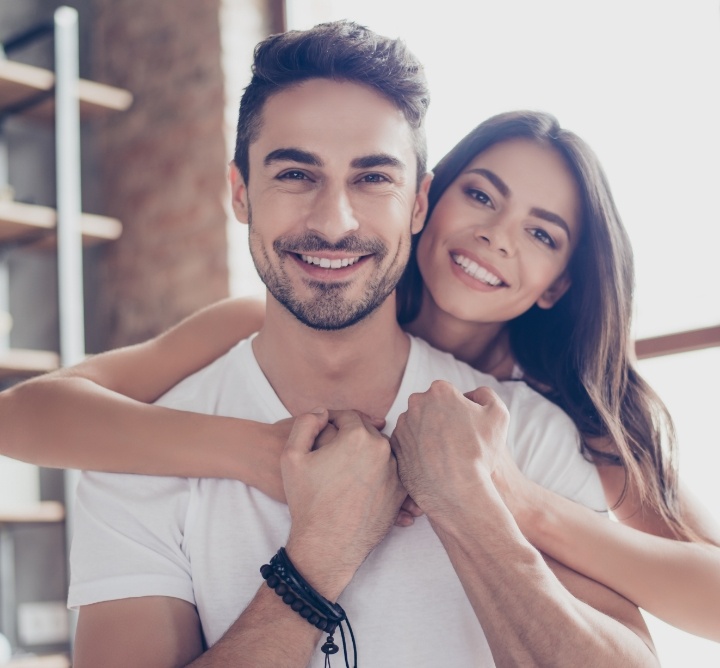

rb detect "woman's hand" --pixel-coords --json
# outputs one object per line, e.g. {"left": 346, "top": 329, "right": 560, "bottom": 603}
{"left": 390, "top": 381, "right": 510, "bottom": 518}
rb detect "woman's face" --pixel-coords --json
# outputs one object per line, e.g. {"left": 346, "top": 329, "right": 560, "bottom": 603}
{"left": 416, "top": 138, "right": 581, "bottom": 326}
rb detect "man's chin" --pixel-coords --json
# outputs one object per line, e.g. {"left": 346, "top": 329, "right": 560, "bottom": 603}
{"left": 285, "top": 301, "right": 381, "bottom": 331}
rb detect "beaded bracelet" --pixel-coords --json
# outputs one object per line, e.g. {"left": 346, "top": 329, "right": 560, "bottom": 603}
{"left": 261, "top": 548, "right": 357, "bottom": 667}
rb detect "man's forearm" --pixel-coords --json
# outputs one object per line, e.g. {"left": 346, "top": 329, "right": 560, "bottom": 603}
{"left": 188, "top": 585, "right": 321, "bottom": 668}
{"left": 428, "top": 481, "right": 658, "bottom": 668}
{"left": 189, "top": 538, "right": 355, "bottom": 668}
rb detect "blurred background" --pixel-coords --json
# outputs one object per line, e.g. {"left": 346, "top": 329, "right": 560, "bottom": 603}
{"left": 0, "top": 0, "right": 717, "bottom": 665}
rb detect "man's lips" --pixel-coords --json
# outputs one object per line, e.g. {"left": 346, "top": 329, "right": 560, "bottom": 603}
{"left": 299, "top": 253, "right": 363, "bottom": 269}
{"left": 287, "top": 251, "right": 373, "bottom": 276}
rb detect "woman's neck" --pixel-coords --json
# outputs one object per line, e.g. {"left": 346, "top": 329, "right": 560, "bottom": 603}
{"left": 404, "top": 289, "right": 517, "bottom": 380}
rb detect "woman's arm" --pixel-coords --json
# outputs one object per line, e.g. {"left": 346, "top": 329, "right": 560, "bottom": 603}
{"left": 0, "top": 296, "right": 289, "bottom": 501}
{"left": 498, "top": 453, "right": 720, "bottom": 641}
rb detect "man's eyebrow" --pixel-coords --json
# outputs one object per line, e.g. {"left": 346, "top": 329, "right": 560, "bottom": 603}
{"left": 264, "top": 148, "right": 323, "bottom": 167}
{"left": 529, "top": 207, "right": 572, "bottom": 239}
{"left": 465, "top": 168, "right": 509, "bottom": 197}
{"left": 351, "top": 154, "right": 405, "bottom": 170}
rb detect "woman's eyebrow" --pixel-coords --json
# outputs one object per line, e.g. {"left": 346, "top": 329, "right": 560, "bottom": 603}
{"left": 530, "top": 207, "right": 571, "bottom": 239}
{"left": 465, "top": 168, "right": 509, "bottom": 197}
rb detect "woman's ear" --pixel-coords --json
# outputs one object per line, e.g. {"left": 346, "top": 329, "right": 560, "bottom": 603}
{"left": 537, "top": 272, "right": 571, "bottom": 309}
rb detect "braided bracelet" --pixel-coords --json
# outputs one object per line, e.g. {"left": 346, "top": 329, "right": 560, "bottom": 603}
{"left": 261, "top": 548, "right": 357, "bottom": 667}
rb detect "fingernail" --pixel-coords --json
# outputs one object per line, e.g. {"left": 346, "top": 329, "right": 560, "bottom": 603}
{"left": 310, "top": 407, "right": 325, "bottom": 415}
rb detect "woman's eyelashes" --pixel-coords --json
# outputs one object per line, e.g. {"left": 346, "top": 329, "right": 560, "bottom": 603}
{"left": 529, "top": 227, "right": 557, "bottom": 248}
{"left": 464, "top": 186, "right": 493, "bottom": 206}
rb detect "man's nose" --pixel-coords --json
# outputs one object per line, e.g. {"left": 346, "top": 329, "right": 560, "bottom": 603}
{"left": 306, "top": 185, "right": 359, "bottom": 241}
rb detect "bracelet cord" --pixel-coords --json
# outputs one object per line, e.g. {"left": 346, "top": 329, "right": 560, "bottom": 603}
{"left": 260, "top": 548, "right": 357, "bottom": 668}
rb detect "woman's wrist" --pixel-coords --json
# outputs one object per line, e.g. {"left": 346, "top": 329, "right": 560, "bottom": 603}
{"left": 492, "top": 463, "right": 546, "bottom": 541}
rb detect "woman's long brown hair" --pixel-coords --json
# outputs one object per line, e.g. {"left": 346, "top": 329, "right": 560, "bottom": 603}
{"left": 398, "top": 110, "right": 691, "bottom": 540}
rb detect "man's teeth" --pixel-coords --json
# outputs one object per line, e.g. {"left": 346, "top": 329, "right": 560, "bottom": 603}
{"left": 452, "top": 253, "right": 503, "bottom": 286}
{"left": 300, "top": 254, "right": 361, "bottom": 269}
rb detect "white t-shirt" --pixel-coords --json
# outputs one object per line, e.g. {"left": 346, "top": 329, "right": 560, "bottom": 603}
{"left": 69, "top": 335, "right": 606, "bottom": 667}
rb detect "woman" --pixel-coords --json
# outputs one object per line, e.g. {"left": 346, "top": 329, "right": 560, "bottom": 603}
{"left": 1, "top": 111, "right": 718, "bottom": 640}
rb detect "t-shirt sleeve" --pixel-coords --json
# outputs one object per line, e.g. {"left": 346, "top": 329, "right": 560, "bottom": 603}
{"left": 68, "top": 471, "right": 195, "bottom": 610}
{"left": 67, "top": 355, "right": 229, "bottom": 610}
{"left": 502, "top": 382, "right": 607, "bottom": 514}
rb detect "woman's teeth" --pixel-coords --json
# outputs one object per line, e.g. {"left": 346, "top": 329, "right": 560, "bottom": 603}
{"left": 452, "top": 253, "right": 502, "bottom": 286}
{"left": 301, "top": 254, "right": 361, "bottom": 269}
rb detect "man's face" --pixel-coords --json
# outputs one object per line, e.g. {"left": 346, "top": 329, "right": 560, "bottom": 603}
{"left": 231, "top": 78, "right": 429, "bottom": 330}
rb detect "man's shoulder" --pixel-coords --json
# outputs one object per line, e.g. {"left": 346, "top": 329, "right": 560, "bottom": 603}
{"left": 407, "top": 335, "right": 577, "bottom": 437}
{"left": 154, "top": 336, "right": 257, "bottom": 412}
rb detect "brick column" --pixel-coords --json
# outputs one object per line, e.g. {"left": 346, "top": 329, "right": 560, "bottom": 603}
{"left": 89, "top": 0, "right": 231, "bottom": 348}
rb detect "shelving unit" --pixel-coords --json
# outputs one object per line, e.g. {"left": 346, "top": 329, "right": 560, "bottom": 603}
{"left": 0, "top": 349, "right": 59, "bottom": 380}
{"left": 0, "top": 7, "right": 132, "bottom": 662}
{"left": 0, "top": 200, "right": 122, "bottom": 247}
{"left": 0, "top": 11, "right": 130, "bottom": 380}
{"left": 7, "top": 655, "right": 70, "bottom": 668}
{"left": 0, "top": 504, "right": 66, "bottom": 665}
{"left": 0, "top": 57, "right": 132, "bottom": 121}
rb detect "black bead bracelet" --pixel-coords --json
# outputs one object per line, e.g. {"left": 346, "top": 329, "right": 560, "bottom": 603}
{"left": 261, "top": 548, "right": 357, "bottom": 667}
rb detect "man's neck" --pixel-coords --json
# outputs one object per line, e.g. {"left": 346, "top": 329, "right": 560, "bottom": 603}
{"left": 252, "top": 295, "right": 411, "bottom": 417}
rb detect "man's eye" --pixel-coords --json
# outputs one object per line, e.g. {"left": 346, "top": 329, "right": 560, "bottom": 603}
{"left": 360, "top": 173, "right": 389, "bottom": 183}
{"left": 279, "top": 170, "right": 309, "bottom": 180}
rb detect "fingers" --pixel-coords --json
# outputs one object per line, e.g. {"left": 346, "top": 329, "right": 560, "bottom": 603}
{"left": 314, "top": 423, "right": 339, "bottom": 450}
{"left": 328, "top": 409, "right": 385, "bottom": 431}
{"left": 394, "top": 509, "right": 415, "bottom": 527}
{"left": 327, "top": 409, "right": 381, "bottom": 435}
{"left": 285, "top": 408, "right": 329, "bottom": 457}
{"left": 401, "top": 495, "right": 423, "bottom": 518}
{"left": 463, "top": 385, "right": 500, "bottom": 407}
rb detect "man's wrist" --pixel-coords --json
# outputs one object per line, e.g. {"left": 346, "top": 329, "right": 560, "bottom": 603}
{"left": 285, "top": 535, "right": 357, "bottom": 601}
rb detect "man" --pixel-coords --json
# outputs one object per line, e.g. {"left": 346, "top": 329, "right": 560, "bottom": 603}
{"left": 69, "top": 21, "right": 657, "bottom": 667}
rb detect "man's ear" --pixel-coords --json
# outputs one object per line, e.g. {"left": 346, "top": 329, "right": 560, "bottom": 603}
{"left": 411, "top": 172, "right": 433, "bottom": 235}
{"left": 229, "top": 162, "right": 249, "bottom": 224}
{"left": 537, "top": 271, "right": 571, "bottom": 309}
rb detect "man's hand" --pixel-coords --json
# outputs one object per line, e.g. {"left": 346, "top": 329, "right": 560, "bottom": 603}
{"left": 312, "top": 411, "right": 421, "bottom": 528}
{"left": 281, "top": 408, "right": 407, "bottom": 598}
{"left": 390, "top": 381, "right": 510, "bottom": 517}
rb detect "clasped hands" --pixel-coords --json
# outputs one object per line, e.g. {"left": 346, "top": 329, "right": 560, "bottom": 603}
{"left": 281, "top": 381, "right": 512, "bottom": 575}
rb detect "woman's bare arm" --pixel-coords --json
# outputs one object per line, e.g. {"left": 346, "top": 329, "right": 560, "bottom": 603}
{"left": 498, "top": 453, "right": 720, "bottom": 641}
{"left": 0, "top": 296, "right": 289, "bottom": 500}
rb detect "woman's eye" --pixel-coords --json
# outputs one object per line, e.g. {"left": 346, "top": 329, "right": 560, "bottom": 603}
{"left": 531, "top": 228, "right": 556, "bottom": 248}
{"left": 466, "top": 188, "right": 491, "bottom": 206}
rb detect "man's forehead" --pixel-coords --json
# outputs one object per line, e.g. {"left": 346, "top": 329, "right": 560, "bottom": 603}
{"left": 249, "top": 78, "right": 416, "bottom": 170}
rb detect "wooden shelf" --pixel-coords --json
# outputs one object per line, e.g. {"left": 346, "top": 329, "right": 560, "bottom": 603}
{"left": 7, "top": 653, "right": 70, "bottom": 667}
{"left": 0, "top": 501, "right": 65, "bottom": 525}
{"left": 0, "top": 58, "right": 132, "bottom": 121}
{"left": 0, "top": 200, "right": 122, "bottom": 246}
{"left": 0, "top": 348, "right": 59, "bottom": 379}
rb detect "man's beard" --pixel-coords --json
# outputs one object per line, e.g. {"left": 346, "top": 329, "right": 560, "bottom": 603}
{"left": 247, "top": 210, "right": 411, "bottom": 331}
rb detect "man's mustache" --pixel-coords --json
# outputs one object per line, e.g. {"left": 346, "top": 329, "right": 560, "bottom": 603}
{"left": 273, "top": 233, "right": 387, "bottom": 257}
